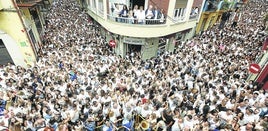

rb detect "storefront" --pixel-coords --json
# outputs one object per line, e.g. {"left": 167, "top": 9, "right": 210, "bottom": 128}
{"left": 123, "top": 37, "right": 144, "bottom": 55}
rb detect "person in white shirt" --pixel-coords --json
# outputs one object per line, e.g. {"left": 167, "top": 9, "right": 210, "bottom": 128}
{"left": 242, "top": 108, "right": 256, "bottom": 125}
{"left": 140, "top": 104, "right": 152, "bottom": 118}
{"left": 218, "top": 109, "right": 234, "bottom": 124}
{"left": 112, "top": 4, "right": 120, "bottom": 22}
{"left": 136, "top": 6, "right": 145, "bottom": 24}
{"left": 183, "top": 115, "right": 194, "bottom": 129}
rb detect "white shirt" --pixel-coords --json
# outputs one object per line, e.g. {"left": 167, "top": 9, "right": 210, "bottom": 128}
{"left": 141, "top": 108, "right": 152, "bottom": 118}
{"left": 137, "top": 10, "right": 145, "bottom": 22}
{"left": 172, "top": 118, "right": 181, "bottom": 131}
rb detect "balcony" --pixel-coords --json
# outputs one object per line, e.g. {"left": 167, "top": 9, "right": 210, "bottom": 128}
{"left": 189, "top": 14, "right": 199, "bottom": 20}
{"left": 89, "top": 6, "right": 167, "bottom": 26}
{"left": 107, "top": 15, "right": 166, "bottom": 25}
{"left": 87, "top": 8, "right": 197, "bottom": 38}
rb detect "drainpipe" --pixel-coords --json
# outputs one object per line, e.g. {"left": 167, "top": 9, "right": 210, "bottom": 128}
{"left": 11, "top": 0, "right": 38, "bottom": 61}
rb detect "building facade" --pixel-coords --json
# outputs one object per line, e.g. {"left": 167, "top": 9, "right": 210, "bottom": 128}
{"left": 0, "top": 0, "right": 50, "bottom": 67}
{"left": 82, "top": 0, "right": 206, "bottom": 60}
{"left": 195, "top": 0, "right": 245, "bottom": 34}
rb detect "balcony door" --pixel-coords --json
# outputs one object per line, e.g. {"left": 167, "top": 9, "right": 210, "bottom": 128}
{"left": 130, "top": 0, "right": 145, "bottom": 9}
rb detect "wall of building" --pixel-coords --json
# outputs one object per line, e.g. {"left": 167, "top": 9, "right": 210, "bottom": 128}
{"left": 148, "top": 0, "right": 169, "bottom": 13}
{"left": 0, "top": 31, "right": 25, "bottom": 66}
{"left": 88, "top": 0, "right": 201, "bottom": 59}
{"left": 142, "top": 38, "right": 159, "bottom": 60}
{"left": 247, "top": 52, "right": 268, "bottom": 81}
{"left": 0, "top": 0, "right": 36, "bottom": 67}
{"left": 195, "top": 11, "right": 224, "bottom": 34}
{"left": 21, "top": 8, "right": 41, "bottom": 53}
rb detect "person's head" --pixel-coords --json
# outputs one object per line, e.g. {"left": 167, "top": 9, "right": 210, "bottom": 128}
{"left": 265, "top": 96, "right": 268, "bottom": 106}
{"left": 134, "top": 5, "right": 138, "bottom": 9}
{"left": 237, "top": 112, "right": 244, "bottom": 120}
{"left": 232, "top": 117, "right": 238, "bottom": 123}
{"left": 245, "top": 123, "right": 254, "bottom": 130}
{"left": 235, "top": 7, "right": 239, "bottom": 12}
{"left": 123, "top": 5, "right": 128, "bottom": 10}
{"left": 186, "top": 115, "right": 193, "bottom": 121}
{"left": 115, "top": 4, "right": 119, "bottom": 9}
{"left": 139, "top": 6, "right": 144, "bottom": 10}
{"left": 244, "top": 99, "right": 249, "bottom": 105}
{"left": 254, "top": 109, "right": 260, "bottom": 115}
{"left": 148, "top": 5, "right": 153, "bottom": 10}
{"left": 226, "top": 109, "right": 232, "bottom": 115}
{"left": 246, "top": 108, "right": 253, "bottom": 115}
{"left": 44, "top": 127, "right": 54, "bottom": 131}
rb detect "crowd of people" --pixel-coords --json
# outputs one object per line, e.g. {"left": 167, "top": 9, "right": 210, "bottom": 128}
{"left": 0, "top": 0, "right": 268, "bottom": 130}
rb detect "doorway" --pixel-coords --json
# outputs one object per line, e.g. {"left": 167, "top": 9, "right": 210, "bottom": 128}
{"left": 130, "top": 0, "right": 145, "bottom": 9}
{"left": 200, "top": 18, "right": 207, "bottom": 32}
{"left": 127, "top": 44, "right": 142, "bottom": 56}
{"left": 0, "top": 39, "right": 14, "bottom": 65}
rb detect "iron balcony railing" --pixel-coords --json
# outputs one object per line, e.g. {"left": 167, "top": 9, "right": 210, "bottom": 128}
{"left": 107, "top": 14, "right": 166, "bottom": 25}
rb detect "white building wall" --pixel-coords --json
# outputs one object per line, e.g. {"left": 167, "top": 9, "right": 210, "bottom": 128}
{"left": 0, "top": 30, "right": 26, "bottom": 67}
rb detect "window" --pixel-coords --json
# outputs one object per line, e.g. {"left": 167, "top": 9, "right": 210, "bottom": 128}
{"left": 29, "top": 8, "right": 42, "bottom": 35}
{"left": 173, "top": 8, "right": 186, "bottom": 21}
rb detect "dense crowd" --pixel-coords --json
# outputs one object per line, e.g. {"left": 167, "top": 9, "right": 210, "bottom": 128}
{"left": 0, "top": 0, "right": 268, "bottom": 131}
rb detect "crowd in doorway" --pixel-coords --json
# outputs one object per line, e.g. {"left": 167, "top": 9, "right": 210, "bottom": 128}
{"left": 0, "top": 0, "right": 268, "bottom": 131}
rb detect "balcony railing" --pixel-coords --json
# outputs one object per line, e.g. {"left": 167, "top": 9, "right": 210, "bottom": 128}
{"left": 189, "top": 14, "right": 199, "bottom": 20}
{"left": 107, "top": 15, "right": 166, "bottom": 25}
{"left": 88, "top": 6, "right": 200, "bottom": 26}
{"left": 88, "top": 6, "right": 167, "bottom": 25}
{"left": 98, "top": 9, "right": 104, "bottom": 17}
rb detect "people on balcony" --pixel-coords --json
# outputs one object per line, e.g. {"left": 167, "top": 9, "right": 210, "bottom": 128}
{"left": 133, "top": 5, "right": 139, "bottom": 24}
{"left": 159, "top": 9, "right": 165, "bottom": 24}
{"left": 153, "top": 6, "right": 161, "bottom": 24}
{"left": 113, "top": 4, "right": 121, "bottom": 22}
{"left": 119, "top": 5, "right": 129, "bottom": 23}
{"left": 128, "top": 9, "right": 135, "bottom": 24}
{"left": 145, "top": 5, "right": 154, "bottom": 24}
{"left": 137, "top": 6, "right": 145, "bottom": 24}
{"left": 109, "top": 4, "right": 165, "bottom": 25}
{"left": 190, "top": 7, "right": 199, "bottom": 19}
